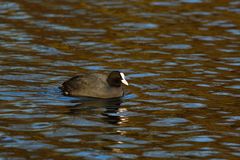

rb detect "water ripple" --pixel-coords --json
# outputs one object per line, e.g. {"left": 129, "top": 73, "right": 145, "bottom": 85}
{"left": 149, "top": 118, "right": 189, "bottom": 127}
{"left": 0, "top": 0, "right": 239, "bottom": 159}
{"left": 114, "top": 22, "right": 158, "bottom": 30}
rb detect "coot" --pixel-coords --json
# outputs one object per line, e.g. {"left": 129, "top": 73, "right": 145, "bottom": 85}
{"left": 61, "top": 71, "right": 128, "bottom": 98}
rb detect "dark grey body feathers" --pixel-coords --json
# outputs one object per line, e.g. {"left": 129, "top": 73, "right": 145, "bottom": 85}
{"left": 61, "top": 73, "right": 124, "bottom": 98}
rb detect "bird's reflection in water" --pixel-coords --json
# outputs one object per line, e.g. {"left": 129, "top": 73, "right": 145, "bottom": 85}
{"left": 66, "top": 97, "right": 125, "bottom": 125}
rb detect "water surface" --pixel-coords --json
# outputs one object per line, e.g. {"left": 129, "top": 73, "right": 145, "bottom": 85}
{"left": 0, "top": 0, "right": 240, "bottom": 159}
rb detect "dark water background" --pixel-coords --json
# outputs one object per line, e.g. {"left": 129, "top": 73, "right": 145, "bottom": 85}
{"left": 0, "top": 0, "right": 240, "bottom": 159}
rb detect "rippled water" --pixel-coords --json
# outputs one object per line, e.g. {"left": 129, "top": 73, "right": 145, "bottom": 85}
{"left": 0, "top": 0, "right": 240, "bottom": 159}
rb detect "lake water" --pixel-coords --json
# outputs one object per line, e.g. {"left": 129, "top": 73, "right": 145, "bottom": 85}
{"left": 0, "top": 0, "right": 240, "bottom": 159}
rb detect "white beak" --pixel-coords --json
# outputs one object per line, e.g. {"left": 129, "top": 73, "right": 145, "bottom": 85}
{"left": 121, "top": 79, "right": 129, "bottom": 86}
{"left": 120, "top": 72, "right": 129, "bottom": 86}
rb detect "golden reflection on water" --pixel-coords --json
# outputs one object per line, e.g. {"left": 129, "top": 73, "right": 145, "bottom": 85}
{"left": 0, "top": 0, "right": 240, "bottom": 159}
